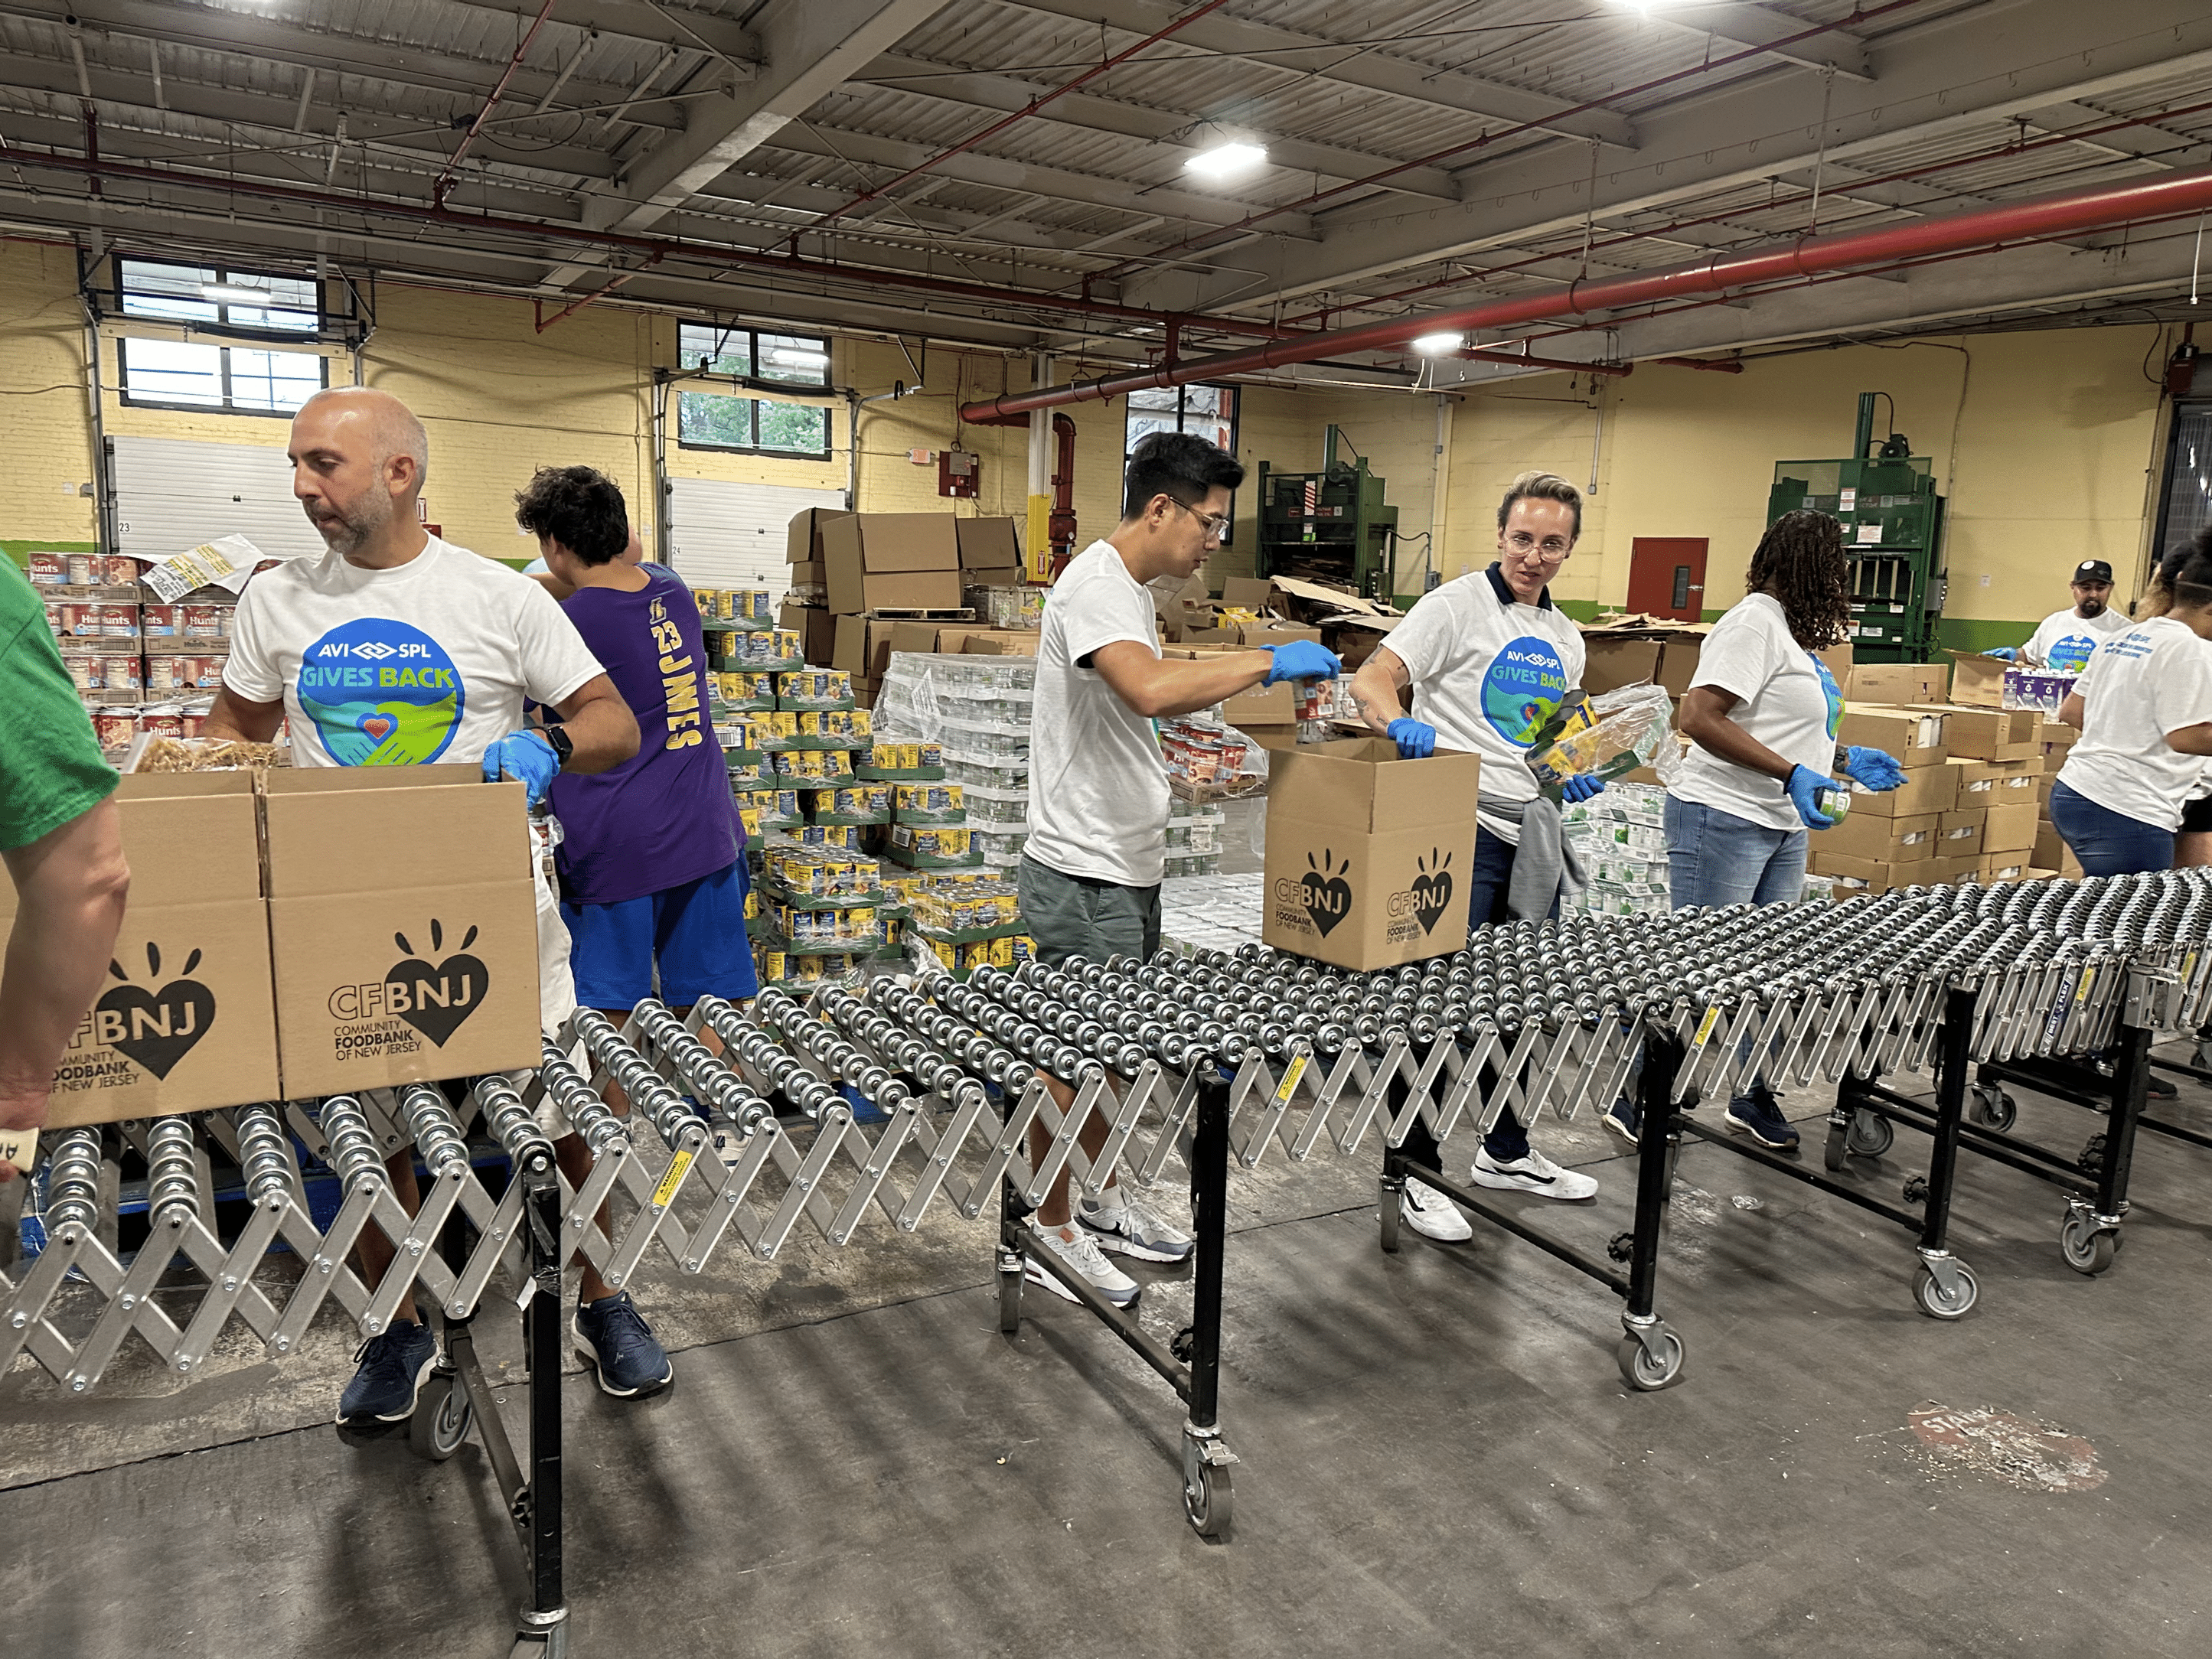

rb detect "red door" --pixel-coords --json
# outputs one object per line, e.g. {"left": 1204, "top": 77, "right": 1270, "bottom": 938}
{"left": 1626, "top": 537, "right": 1708, "bottom": 621}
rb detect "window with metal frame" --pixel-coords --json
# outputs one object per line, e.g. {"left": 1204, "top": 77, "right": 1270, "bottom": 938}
{"left": 2153, "top": 401, "right": 2212, "bottom": 576}
{"left": 114, "top": 257, "right": 328, "bottom": 416}
{"left": 1124, "top": 384, "right": 1240, "bottom": 542}
{"left": 676, "top": 321, "right": 834, "bottom": 457}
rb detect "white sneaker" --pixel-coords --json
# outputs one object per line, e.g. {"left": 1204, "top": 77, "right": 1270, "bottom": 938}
{"left": 1400, "top": 1178, "right": 1473, "bottom": 1242}
{"left": 1469, "top": 1146, "right": 1599, "bottom": 1201}
{"left": 1025, "top": 1221, "right": 1141, "bottom": 1308}
{"left": 1078, "top": 1193, "right": 1194, "bottom": 1263}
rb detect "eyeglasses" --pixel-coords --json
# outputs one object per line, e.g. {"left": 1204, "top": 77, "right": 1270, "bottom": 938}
{"left": 1504, "top": 530, "right": 1574, "bottom": 558}
{"left": 1170, "top": 497, "right": 1232, "bottom": 543}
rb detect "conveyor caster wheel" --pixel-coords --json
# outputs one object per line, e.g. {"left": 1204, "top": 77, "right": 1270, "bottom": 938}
{"left": 2079, "top": 1133, "right": 2107, "bottom": 1177}
{"left": 1616, "top": 1329, "right": 1686, "bottom": 1391}
{"left": 1822, "top": 1118, "right": 1848, "bottom": 1173}
{"left": 2060, "top": 1214, "right": 2117, "bottom": 1276}
{"left": 1378, "top": 1178, "right": 1402, "bottom": 1254}
{"left": 1184, "top": 1462, "right": 1232, "bottom": 1537}
{"left": 1970, "top": 1083, "right": 2017, "bottom": 1131}
{"left": 409, "top": 1371, "right": 472, "bottom": 1462}
{"left": 1912, "top": 1260, "right": 1979, "bottom": 1320}
{"left": 1846, "top": 1109, "right": 1892, "bottom": 1159}
{"left": 997, "top": 1250, "right": 1024, "bottom": 1335}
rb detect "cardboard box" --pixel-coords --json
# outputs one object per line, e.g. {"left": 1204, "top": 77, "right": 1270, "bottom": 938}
{"left": 1819, "top": 810, "right": 1938, "bottom": 862}
{"left": 1808, "top": 851, "right": 1965, "bottom": 896}
{"left": 2034, "top": 823, "right": 2084, "bottom": 879}
{"left": 1969, "top": 852, "right": 2036, "bottom": 883}
{"left": 1838, "top": 706, "right": 1948, "bottom": 765}
{"left": 1848, "top": 764, "right": 1957, "bottom": 817}
{"left": 954, "top": 517, "right": 1023, "bottom": 573}
{"left": 823, "top": 513, "right": 963, "bottom": 613}
{"left": 1981, "top": 799, "right": 2041, "bottom": 855}
{"left": 781, "top": 602, "right": 837, "bottom": 667}
{"left": 1816, "top": 643, "right": 1853, "bottom": 685}
{"left": 964, "top": 566, "right": 1026, "bottom": 592}
{"left": 961, "top": 631, "right": 1040, "bottom": 656}
{"left": 0, "top": 783, "right": 279, "bottom": 1127}
{"left": 1656, "top": 640, "right": 1703, "bottom": 698}
{"left": 1220, "top": 577, "right": 1277, "bottom": 611}
{"left": 262, "top": 770, "right": 540, "bottom": 1097}
{"left": 833, "top": 614, "right": 901, "bottom": 679}
{"left": 1949, "top": 654, "right": 2005, "bottom": 709}
{"left": 1949, "top": 757, "right": 2041, "bottom": 804}
{"left": 1238, "top": 622, "right": 1323, "bottom": 647}
{"left": 1221, "top": 681, "right": 1294, "bottom": 725}
{"left": 1581, "top": 637, "right": 1664, "bottom": 696}
{"left": 1937, "top": 807, "right": 1985, "bottom": 861}
{"left": 2038, "top": 722, "right": 2078, "bottom": 771}
{"left": 1927, "top": 704, "right": 2041, "bottom": 761}
{"left": 1846, "top": 663, "right": 1949, "bottom": 706}
{"left": 787, "top": 507, "right": 852, "bottom": 564}
{"left": 1261, "top": 738, "right": 1483, "bottom": 970}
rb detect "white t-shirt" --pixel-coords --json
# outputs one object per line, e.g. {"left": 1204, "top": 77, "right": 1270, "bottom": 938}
{"left": 2024, "top": 605, "right": 2131, "bottom": 672}
{"left": 1385, "top": 565, "right": 1584, "bottom": 845}
{"left": 1025, "top": 541, "right": 1170, "bottom": 887}
{"left": 224, "top": 535, "right": 605, "bottom": 768}
{"left": 1669, "top": 594, "right": 1841, "bottom": 833}
{"left": 2056, "top": 618, "right": 2212, "bottom": 830}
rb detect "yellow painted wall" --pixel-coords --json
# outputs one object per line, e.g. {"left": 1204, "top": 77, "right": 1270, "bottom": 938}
{"left": 0, "top": 240, "right": 100, "bottom": 546}
{"left": 1443, "top": 329, "right": 2167, "bottom": 634}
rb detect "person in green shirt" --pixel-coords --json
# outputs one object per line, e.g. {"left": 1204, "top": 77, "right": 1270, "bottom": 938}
{"left": 0, "top": 559, "right": 132, "bottom": 1179}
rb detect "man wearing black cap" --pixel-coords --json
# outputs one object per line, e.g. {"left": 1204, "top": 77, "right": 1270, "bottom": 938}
{"left": 1988, "top": 560, "right": 2131, "bottom": 670}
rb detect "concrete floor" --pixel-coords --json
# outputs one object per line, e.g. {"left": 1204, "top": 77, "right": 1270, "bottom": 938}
{"left": 6, "top": 1055, "right": 2211, "bottom": 1657}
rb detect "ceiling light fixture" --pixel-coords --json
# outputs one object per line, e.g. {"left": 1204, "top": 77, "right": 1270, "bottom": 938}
{"left": 1410, "top": 331, "right": 1466, "bottom": 356}
{"left": 201, "top": 282, "right": 276, "bottom": 304}
{"left": 1184, "top": 141, "right": 1267, "bottom": 181}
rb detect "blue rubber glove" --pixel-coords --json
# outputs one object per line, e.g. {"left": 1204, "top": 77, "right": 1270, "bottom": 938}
{"left": 1264, "top": 640, "right": 1342, "bottom": 684}
{"left": 1786, "top": 763, "right": 1844, "bottom": 830}
{"left": 1984, "top": 647, "right": 2017, "bottom": 662}
{"left": 482, "top": 729, "right": 560, "bottom": 808}
{"left": 1388, "top": 717, "right": 1436, "bottom": 759}
{"left": 1841, "top": 745, "right": 1904, "bottom": 791}
{"left": 1561, "top": 773, "right": 1607, "bottom": 803}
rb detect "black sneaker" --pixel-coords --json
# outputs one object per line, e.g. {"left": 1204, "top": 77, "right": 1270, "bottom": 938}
{"left": 1603, "top": 1097, "right": 1639, "bottom": 1146}
{"left": 573, "top": 1292, "right": 674, "bottom": 1398}
{"left": 337, "top": 1318, "right": 439, "bottom": 1423}
{"left": 1724, "top": 1085, "right": 1799, "bottom": 1151}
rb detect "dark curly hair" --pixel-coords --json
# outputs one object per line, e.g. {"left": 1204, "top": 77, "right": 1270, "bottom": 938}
{"left": 1747, "top": 509, "right": 1851, "bottom": 650}
{"left": 514, "top": 464, "right": 629, "bottom": 564}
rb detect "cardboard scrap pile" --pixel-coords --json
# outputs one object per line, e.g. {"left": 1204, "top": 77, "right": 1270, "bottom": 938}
{"left": 1160, "top": 572, "right": 1398, "bottom": 670}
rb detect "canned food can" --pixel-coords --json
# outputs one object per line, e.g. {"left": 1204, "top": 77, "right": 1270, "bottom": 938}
{"left": 66, "top": 553, "right": 98, "bottom": 585}
{"left": 141, "top": 604, "right": 183, "bottom": 637}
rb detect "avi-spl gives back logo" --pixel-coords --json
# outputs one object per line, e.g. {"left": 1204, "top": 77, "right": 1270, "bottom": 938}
{"left": 90, "top": 941, "right": 217, "bottom": 1079}
{"left": 297, "top": 617, "right": 465, "bottom": 765}
{"left": 326, "top": 919, "right": 491, "bottom": 1047}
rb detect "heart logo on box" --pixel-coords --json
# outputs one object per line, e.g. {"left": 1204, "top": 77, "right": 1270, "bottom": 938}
{"left": 358, "top": 713, "right": 396, "bottom": 745}
{"left": 1302, "top": 850, "right": 1353, "bottom": 937}
{"left": 96, "top": 944, "right": 217, "bottom": 1079}
{"left": 1411, "top": 849, "right": 1455, "bottom": 934}
{"left": 386, "top": 920, "right": 490, "bottom": 1047}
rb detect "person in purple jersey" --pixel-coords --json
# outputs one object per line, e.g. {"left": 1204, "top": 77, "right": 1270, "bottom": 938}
{"left": 514, "top": 466, "right": 756, "bottom": 1397}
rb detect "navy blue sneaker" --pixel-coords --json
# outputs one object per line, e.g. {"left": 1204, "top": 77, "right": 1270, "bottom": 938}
{"left": 1604, "top": 1097, "right": 1639, "bottom": 1146}
{"left": 337, "top": 1318, "right": 439, "bottom": 1423}
{"left": 1724, "top": 1084, "right": 1799, "bottom": 1151}
{"left": 573, "top": 1292, "right": 673, "bottom": 1398}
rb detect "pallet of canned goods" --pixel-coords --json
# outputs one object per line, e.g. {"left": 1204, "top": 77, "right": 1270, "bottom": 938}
{"left": 804, "top": 783, "right": 892, "bottom": 825}
{"left": 856, "top": 738, "right": 946, "bottom": 781}
{"left": 892, "top": 781, "right": 965, "bottom": 823}
{"left": 777, "top": 667, "right": 855, "bottom": 710}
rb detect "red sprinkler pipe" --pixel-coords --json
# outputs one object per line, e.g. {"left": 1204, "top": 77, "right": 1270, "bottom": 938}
{"left": 432, "top": 0, "right": 560, "bottom": 208}
{"left": 965, "top": 409, "right": 1081, "bottom": 576}
{"left": 961, "top": 162, "right": 2212, "bottom": 421}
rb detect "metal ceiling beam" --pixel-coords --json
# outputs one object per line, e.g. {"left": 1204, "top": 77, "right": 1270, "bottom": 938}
{"left": 1146, "top": 0, "right": 2212, "bottom": 315}
{"left": 0, "top": 0, "right": 687, "bottom": 129}
{"left": 997, "top": 0, "right": 1637, "bottom": 150}
{"left": 1634, "top": 3, "right": 1871, "bottom": 80}
{"left": 759, "top": 122, "right": 1319, "bottom": 236}
{"left": 435, "top": 0, "right": 759, "bottom": 67}
{"left": 2020, "top": 101, "right": 2207, "bottom": 169}
{"left": 854, "top": 51, "right": 1461, "bottom": 200}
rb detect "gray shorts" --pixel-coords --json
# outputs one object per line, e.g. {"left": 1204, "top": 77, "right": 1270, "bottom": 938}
{"left": 1019, "top": 855, "right": 1161, "bottom": 970}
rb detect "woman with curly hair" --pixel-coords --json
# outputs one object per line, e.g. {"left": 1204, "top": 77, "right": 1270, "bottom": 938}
{"left": 1607, "top": 510, "right": 1904, "bottom": 1152}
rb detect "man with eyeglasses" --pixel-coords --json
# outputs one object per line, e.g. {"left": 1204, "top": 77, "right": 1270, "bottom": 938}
{"left": 1350, "top": 469, "right": 1602, "bottom": 1239}
{"left": 1019, "top": 430, "right": 1341, "bottom": 1309}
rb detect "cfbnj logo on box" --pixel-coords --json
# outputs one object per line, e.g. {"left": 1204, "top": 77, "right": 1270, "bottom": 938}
{"left": 1271, "top": 847, "right": 1458, "bottom": 941}
{"left": 328, "top": 919, "right": 491, "bottom": 1050}
{"left": 64, "top": 942, "right": 217, "bottom": 1088}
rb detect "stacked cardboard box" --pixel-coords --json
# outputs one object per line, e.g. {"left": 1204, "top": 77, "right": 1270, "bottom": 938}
{"left": 801, "top": 510, "right": 1032, "bottom": 705}
{"left": 28, "top": 552, "right": 237, "bottom": 758}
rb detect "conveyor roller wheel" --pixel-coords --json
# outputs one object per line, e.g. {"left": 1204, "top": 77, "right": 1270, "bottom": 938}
{"left": 409, "top": 1370, "right": 473, "bottom": 1462}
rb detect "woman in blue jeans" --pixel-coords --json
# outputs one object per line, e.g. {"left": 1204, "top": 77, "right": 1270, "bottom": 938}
{"left": 2050, "top": 532, "right": 2212, "bottom": 875}
{"left": 1607, "top": 511, "right": 1903, "bottom": 1150}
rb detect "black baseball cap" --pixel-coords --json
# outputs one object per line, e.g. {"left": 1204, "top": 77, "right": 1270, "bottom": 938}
{"left": 2073, "top": 560, "right": 2114, "bottom": 585}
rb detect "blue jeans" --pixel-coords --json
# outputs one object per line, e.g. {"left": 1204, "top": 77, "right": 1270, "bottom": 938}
{"left": 1665, "top": 795, "right": 1809, "bottom": 909}
{"left": 2049, "top": 779, "right": 2173, "bottom": 877}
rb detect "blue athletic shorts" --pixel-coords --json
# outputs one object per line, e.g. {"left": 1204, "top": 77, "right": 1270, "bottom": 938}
{"left": 560, "top": 859, "right": 760, "bottom": 1012}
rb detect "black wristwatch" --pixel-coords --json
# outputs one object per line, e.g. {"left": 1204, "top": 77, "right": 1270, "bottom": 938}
{"left": 542, "top": 724, "right": 574, "bottom": 771}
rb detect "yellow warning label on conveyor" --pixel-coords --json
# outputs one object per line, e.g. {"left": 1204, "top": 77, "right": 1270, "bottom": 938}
{"left": 652, "top": 1149, "right": 695, "bottom": 1209}
{"left": 1694, "top": 1006, "right": 1720, "bottom": 1045}
{"left": 1274, "top": 1054, "right": 1310, "bottom": 1105}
